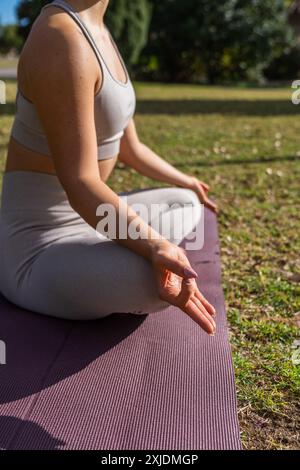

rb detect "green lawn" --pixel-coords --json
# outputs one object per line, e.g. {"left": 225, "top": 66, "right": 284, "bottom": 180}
{"left": 0, "top": 57, "right": 18, "bottom": 69}
{"left": 1, "top": 81, "right": 300, "bottom": 449}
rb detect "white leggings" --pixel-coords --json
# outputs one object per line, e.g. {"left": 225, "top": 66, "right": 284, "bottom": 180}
{"left": 0, "top": 171, "right": 202, "bottom": 320}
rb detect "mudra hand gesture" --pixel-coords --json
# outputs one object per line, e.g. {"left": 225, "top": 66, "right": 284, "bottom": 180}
{"left": 151, "top": 241, "right": 216, "bottom": 335}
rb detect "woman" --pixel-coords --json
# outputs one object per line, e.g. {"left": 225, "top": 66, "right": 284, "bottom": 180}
{"left": 0, "top": 0, "right": 217, "bottom": 334}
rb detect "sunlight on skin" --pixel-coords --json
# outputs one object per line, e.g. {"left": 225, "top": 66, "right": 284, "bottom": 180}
{"left": 158, "top": 269, "right": 216, "bottom": 335}
{"left": 187, "top": 177, "right": 218, "bottom": 214}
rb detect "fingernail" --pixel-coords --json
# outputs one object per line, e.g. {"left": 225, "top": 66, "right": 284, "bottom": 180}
{"left": 209, "top": 332, "right": 215, "bottom": 337}
{"left": 184, "top": 267, "right": 198, "bottom": 278}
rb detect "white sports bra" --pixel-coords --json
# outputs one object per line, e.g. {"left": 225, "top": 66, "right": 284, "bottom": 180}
{"left": 11, "top": 0, "right": 136, "bottom": 160}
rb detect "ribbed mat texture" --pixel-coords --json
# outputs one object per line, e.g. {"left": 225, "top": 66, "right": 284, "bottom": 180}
{"left": 0, "top": 209, "right": 241, "bottom": 450}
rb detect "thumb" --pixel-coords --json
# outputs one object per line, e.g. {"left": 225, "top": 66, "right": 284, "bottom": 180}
{"left": 157, "top": 255, "right": 198, "bottom": 279}
{"left": 176, "top": 277, "right": 195, "bottom": 306}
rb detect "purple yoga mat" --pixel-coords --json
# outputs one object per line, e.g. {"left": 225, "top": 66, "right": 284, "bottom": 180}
{"left": 0, "top": 209, "right": 241, "bottom": 450}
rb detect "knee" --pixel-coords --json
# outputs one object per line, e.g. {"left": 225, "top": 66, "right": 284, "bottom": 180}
{"left": 131, "top": 298, "right": 169, "bottom": 316}
{"left": 163, "top": 187, "right": 200, "bottom": 210}
{"left": 177, "top": 188, "right": 200, "bottom": 209}
{"left": 175, "top": 188, "right": 202, "bottom": 225}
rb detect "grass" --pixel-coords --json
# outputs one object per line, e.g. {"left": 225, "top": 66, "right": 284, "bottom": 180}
{"left": 0, "top": 57, "right": 18, "bottom": 69}
{"left": 1, "top": 80, "right": 300, "bottom": 449}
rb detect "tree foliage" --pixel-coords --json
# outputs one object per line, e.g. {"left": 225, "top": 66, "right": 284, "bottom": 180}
{"left": 1, "top": 0, "right": 297, "bottom": 82}
{"left": 143, "top": 0, "right": 294, "bottom": 83}
{"left": 0, "top": 24, "right": 23, "bottom": 54}
{"left": 106, "top": 0, "right": 152, "bottom": 65}
{"left": 17, "top": 0, "right": 50, "bottom": 40}
{"left": 16, "top": 0, "right": 151, "bottom": 67}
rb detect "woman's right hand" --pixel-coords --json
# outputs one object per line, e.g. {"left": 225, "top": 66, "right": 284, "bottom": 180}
{"left": 150, "top": 240, "right": 216, "bottom": 335}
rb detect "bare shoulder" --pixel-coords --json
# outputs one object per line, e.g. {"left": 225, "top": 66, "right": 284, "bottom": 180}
{"left": 19, "top": 7, "right": 99, "bottom": 99}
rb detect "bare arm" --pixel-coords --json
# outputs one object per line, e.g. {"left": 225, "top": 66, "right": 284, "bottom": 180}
{"left": 119, "top": 119, "right": 218, "bottom": 213}
{"left": 120, "top": 119, "right": 192, "bottom": 186}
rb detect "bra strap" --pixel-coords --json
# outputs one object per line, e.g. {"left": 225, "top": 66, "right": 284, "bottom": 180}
{"left": 43, "top": 0, "right": 105, "bottom": 73}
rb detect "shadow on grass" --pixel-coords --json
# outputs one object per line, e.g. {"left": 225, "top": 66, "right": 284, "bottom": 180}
{"left": 175, "top": 154, "right": 300, "bottom": 168}
{"left": 136, "top": 99, "right": 300, "bottom": 116}
{"left": 1, "top": 98, "right": 300, "bottom": 117}
{"left": 0, "top": 103, "right": 16, "bottom": 115}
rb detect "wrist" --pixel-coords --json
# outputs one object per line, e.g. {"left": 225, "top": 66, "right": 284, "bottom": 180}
{"left": 184, "top": 175, "right": 197, "bottom": 189}
{"left": 147, "top": 237, "right": 172, "bottom": 260}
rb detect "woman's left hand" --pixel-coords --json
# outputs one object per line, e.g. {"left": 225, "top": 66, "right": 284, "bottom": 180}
{"left": 186, "top": 176, "right": 218, "bottom": 214}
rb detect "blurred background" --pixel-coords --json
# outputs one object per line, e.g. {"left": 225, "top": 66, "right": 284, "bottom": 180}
{"left": 0, "top": 0, "right": 300, "bottom": 84}
{"left": 0, "top": 0, "right": 299, "bottom": 451}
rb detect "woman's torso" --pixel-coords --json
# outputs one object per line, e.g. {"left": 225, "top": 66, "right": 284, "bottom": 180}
{"left": 5, "top": 0, "right": 136, "bottom": 183}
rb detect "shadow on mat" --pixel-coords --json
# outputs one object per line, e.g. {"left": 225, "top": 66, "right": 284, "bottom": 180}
{"left": 0, "top": 416, "right": 65, "bottom": 450}
{"left": 0, "top": 295, "right": 146, "bottom": 404}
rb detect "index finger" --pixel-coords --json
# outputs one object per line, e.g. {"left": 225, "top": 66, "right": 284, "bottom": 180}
{"left": 204, "top": 198, "right": 218, "bottom": 214}
{"left": 183, "top": 300, "right": 215, "bottom": 335}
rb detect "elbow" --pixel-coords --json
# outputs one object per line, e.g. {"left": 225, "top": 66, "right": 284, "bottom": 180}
{"left": 67, "top": 190, "right": 81, "bottom": 213}
{"left": 58, "top": 173, "right": 102, "bottom": 211}
{"left": 120, "top": 139, "right": 143, "bottom": 165}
